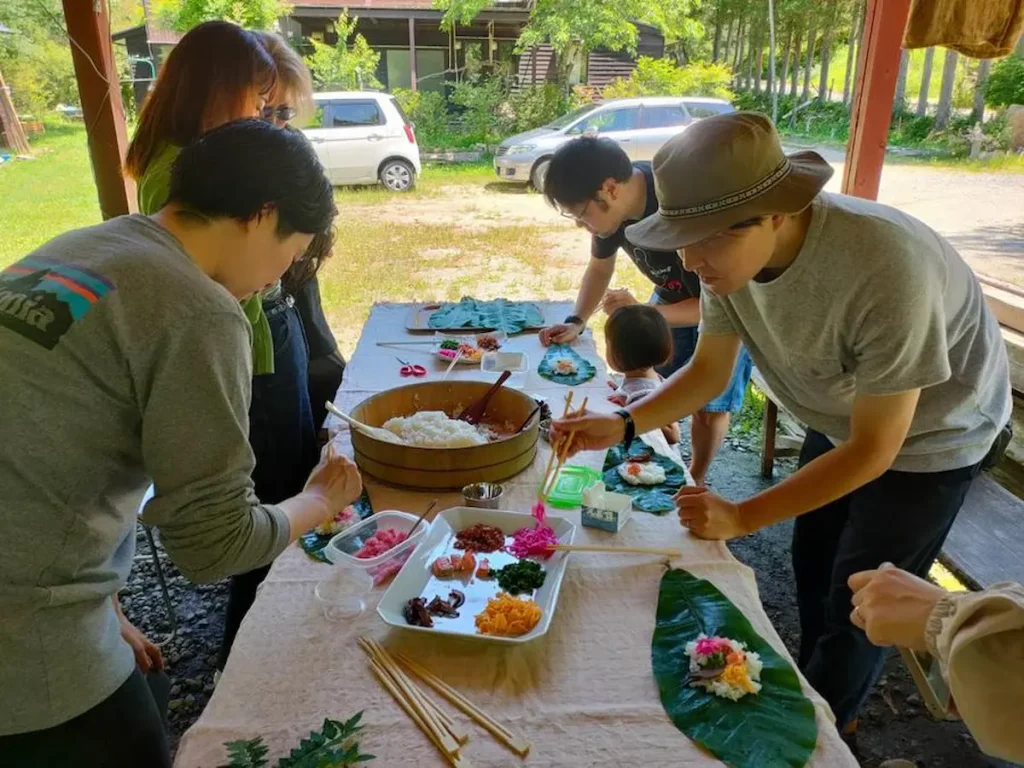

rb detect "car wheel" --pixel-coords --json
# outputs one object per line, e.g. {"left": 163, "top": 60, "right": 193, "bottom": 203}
{"left": 380, "top": 159, "right": 415, "bottom": 192}
{"left": 530, "top": 158, "right": 551, "bottom": 192}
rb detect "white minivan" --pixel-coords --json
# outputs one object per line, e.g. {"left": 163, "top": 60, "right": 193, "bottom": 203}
{"left": 303, "top": 92, "right": 423, "bottom": 192}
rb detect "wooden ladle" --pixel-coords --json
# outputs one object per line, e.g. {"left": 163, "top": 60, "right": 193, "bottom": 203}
{"left": 457, "top": 370, "right": 512, "bottom": 425}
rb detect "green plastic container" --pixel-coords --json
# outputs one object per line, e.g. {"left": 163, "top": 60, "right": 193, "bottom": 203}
{"left": 545, "top": 465, "right": 602, "bottom": 508}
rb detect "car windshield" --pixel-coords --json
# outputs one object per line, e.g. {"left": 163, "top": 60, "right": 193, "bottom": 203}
{"left": 545, "top": 104, "right": 600, "bottom": 130}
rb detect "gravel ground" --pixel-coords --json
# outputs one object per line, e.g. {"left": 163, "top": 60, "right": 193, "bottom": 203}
{"left": 122, "top": 424, "right": 1015, "bottom": 766}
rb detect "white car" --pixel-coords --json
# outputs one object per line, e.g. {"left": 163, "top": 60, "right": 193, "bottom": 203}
{"left": 304, "top": 92, "right": 422, "bottom": 192}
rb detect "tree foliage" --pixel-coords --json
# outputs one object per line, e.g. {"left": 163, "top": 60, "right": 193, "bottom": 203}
{"left": 603, "top": 57, "right": 733, "bottom": 100}
{"left": 304, "top": 12, "right": 381, "bottom": 91}
{"left": 985, "top": 55, "right": 1024, "bottom": 108}
{"left": 154, "top": 0, "right": 290, "bottom": 32}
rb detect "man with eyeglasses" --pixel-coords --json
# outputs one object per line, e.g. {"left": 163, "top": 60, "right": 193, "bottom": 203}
{"left": 539, "top": 136, "right": 752, "bottom": 486}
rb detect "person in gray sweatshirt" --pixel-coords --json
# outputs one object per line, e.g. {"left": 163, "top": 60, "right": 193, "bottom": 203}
{"left": 0, "top": 119, "right": 362, "bottom": 767}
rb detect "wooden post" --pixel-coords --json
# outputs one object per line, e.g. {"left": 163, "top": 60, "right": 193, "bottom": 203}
{"left": 840, "top": 0, "right": 911, "bottom": 201}
{"left": 408, "top": 18, "right": 418, "bottom": 92}
{"left": 0, "top": 66, "right": 31, "bottom": 155}
{"left": 62, "top": 0, "right": 135, "bottom": 219}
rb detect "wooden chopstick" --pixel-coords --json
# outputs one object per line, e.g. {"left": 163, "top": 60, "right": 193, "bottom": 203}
{"left": 363, "top": 637, "right": 470, "bottom": 745}
{"left": 547, "top": 543, "right": 682, "bottom": 557}
{"left": 538, "top": 391, "right": 575, "bottom": 501}
{"left": 395, "top": 652, "right": 532, "bottom": 757}
{"left": 375, "top": 340, "right": 439, "bottom": 346}
{"left": 359, "top": 639, "right": 463, "bottom": 756}
{"left": 542, "top": 396, "right": 588, "bottom": 499}
{"left": 369, "top": 662, "right": 472, "bottom": 767}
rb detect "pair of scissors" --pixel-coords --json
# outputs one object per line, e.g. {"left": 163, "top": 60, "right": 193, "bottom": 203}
{"left": 397, "top": 357, "right": 426, "bottom": 377}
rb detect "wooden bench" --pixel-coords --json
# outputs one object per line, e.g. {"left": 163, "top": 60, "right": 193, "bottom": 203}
{"left": 752, "top": 369, "right": 1024, "bottom": 590}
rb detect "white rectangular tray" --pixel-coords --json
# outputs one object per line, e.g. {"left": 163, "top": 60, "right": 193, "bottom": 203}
{"left": 377, "top": 506, "right": 576, "bottom": 644}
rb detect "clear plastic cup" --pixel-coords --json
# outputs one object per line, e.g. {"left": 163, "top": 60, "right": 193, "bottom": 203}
{"left": 314, "top": 568, "right": 373, "bottom": 620}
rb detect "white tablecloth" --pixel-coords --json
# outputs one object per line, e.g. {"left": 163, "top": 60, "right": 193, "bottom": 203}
{"left": 174, "top": 302, "right": 856, "bottom": 767}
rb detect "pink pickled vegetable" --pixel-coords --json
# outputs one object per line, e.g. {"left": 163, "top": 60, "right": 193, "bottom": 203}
{"left": 355, "top": 527, "right": 408, "bottom": 559}
{"left": 531, "top": 501, "right": 547, "bottom": 524}
{"left": 507, "top": 523, "right": 558, "bottom": 559}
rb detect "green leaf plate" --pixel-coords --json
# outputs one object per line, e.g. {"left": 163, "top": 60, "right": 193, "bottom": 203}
{"left": 537, "top": 343, "right": 597, "bottom": 386}
{"left": 426, "top": 297, "right": 544, "bottom": 335}
{"left": 602, "top": 439, "right": 687, "bottom": 514}
{"left": 652, "top": 569, "right": 818, "bottom": 768}
{"left": 299, "top": 491, "right": 373, "bottom": 563}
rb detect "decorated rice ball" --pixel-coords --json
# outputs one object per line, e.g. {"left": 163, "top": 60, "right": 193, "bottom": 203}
{"left": 617, "top": 461, "right": 666, "bottom": 486}
{"left": 553, "top": 358, "right": 578, "bottom": 375}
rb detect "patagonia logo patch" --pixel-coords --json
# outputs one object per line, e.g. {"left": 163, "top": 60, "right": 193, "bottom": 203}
{"left": 0, "top": 257, "right": 114, "bottom": 349}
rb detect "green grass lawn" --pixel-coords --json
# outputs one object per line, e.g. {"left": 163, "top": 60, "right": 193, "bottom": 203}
{"left": 0, "top": 122, "right": 103, "bottom": 269}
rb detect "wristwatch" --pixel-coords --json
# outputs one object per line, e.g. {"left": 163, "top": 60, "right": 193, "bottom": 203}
{"left": 564, "top": 314, "right": 585, "bottom": 330}
{"left": 615, "top": 408, "right": 635, "bottom": 446}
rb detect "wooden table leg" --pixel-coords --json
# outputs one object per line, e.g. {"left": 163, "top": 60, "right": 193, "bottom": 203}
{"left": 761, "top": 399, "right": 778, "bottom": 479}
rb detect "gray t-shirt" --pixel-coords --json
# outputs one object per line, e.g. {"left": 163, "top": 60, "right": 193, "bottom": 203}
{"left": 700, "top": 193, "right": 1010, "bottom": 473}
{"left": 0, "top": 215, "right": 290, "bottom": 734}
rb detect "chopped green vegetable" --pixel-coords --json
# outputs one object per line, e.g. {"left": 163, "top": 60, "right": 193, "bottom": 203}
{"left": 439, "top": 339, "right": 460, "bottom": 350}
{"left": 494, "top": 560, "right": 546, "bottom": 594}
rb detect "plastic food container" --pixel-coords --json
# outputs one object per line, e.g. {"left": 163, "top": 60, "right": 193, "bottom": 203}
{"left": 323, "top": 510, "right": 426, "bottom": 586}
{"left": 481, "top": 351, "right": 529, "bottom": 374}
{"left": 314, "top": 568, "right": 373, "bottom": 619}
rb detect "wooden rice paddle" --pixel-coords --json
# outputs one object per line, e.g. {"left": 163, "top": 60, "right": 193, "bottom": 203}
{"left": 324, "top": 401, "right": 405, "bottom": 444}
{"left": 458, "top": 370, "right": 512, "bottom": 425}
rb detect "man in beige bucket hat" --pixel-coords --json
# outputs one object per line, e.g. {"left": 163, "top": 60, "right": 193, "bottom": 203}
{"left": 552, "top": 112, "right": 1012, "bottom": 730}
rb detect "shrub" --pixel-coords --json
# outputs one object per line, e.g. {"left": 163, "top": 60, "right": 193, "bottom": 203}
{"left": 505, "top": 84, "right": 570, "bottom": 134}
{"left": 450, "top": 76, "right": 507, "bottom": 144}
{"left": 985, "top": 55, "right": 1024, "bottom": 108}
{"left": 603, "top": 58, "right": 734, "bottom": 101}
{"left": 392, "top": 88, "right": 454, "bottom": 150}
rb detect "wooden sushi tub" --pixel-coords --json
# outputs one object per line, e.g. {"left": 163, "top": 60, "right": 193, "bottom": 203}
{"left": 350, "top": 380, "right": 540, "bottom": 490}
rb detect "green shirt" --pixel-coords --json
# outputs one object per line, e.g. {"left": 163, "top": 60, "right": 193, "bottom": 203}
{"left": 136, "top": 144, "right": 275, "bottom": 375}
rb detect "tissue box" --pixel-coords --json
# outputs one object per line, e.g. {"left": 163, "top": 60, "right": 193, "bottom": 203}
{"left": 580, "top": 482, "right": 633, "bottom": 533}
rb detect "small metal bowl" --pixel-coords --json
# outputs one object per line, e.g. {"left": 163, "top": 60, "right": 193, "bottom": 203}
{"left": 462, "top": 482, "right": 504, "bottom": 509}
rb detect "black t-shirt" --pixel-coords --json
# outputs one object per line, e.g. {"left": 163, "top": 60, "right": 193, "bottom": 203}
{"left": 591, "top": 161, "right": 701, "bottom": 303}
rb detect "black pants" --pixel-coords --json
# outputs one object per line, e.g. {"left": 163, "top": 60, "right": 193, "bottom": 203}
{"left": 793, "top": 430, "right": 984, "bottom": 729}
{"left": 218, "top": 299, "right": 320, "bottom": 669}
{"left": 0, "top": 669, "right": 171, "bottom": 767}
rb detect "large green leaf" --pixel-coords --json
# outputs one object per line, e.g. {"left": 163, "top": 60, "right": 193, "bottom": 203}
{"left": 652, "top": 569, "right": 818, "bottom": 768}
{"left": 602, "top": 439, "right": 687, "bottom": 514}
{"left": 537, "top": 343, "right": 597, "bottom": 386}
{"left": 427, "top": 297, "right": 544, "bottom": 334}
{"left": 300, "top": 491, "right": 373, "bottom": 563}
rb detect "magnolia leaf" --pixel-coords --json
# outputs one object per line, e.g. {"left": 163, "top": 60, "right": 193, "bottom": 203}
{"left": 300, "top": 491, "right": 373, "bottom": 563}
{"left": 537, "top": 343, "right": 597, "bottom": 386}
{"left": 652, "top": 570, "right": 818, "bottom": 768}
{"left": 602, "top": 439, "right": 687, "bottom": 513}
{"left": 427, "top": 297, "right": 544, "bottom": 334}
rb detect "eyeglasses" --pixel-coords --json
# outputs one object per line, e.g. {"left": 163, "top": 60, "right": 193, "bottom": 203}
{"left": 262, "top": 105, "right": 297, "bottom": 123}
{"left": 558, "top": 200, "right": 593, "bottom": 222}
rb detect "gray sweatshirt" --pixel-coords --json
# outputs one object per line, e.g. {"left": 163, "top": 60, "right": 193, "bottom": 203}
{"left": 0, "top": 215, "right": 290, "bottom": 735}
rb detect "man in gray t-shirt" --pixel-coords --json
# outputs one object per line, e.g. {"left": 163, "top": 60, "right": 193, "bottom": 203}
{"left": 0, "top": 122, "right": 362, "bottom": 767}
{"left": 552, "top": 113, "right": 1011, "bottom": 730}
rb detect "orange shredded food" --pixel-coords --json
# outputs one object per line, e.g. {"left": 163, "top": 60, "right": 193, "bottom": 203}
{"left": 474, "top": 592, "right": 542, "bottom": 637}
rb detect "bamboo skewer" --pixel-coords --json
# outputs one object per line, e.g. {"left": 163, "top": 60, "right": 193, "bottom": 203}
{"left": 547, "top": 544, "right": 682, "bottom": 557}
{"left": 359, "top": 639, "right": 464, "bottom": 755}
{"left": 395, "top": 652, "right": 532, "bottom": 757}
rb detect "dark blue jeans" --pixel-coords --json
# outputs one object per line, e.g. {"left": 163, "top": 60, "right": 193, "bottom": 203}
{"left": 218, "top": 298, "right": 320, "bottom": 669}
{"left": 0, "top": 669, "right": 171, "bottom": 767}
{"left": 793, "top": 430, "right": 984, "bottom": 729}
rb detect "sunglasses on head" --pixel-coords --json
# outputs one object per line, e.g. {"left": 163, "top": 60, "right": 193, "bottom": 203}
{"left": 262, "top": 105, "right": 297, "bottom": 122}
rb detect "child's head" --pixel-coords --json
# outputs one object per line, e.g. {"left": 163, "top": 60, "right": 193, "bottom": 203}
{"left": 604, "top": 305, "right": 673, "bottom": 374}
